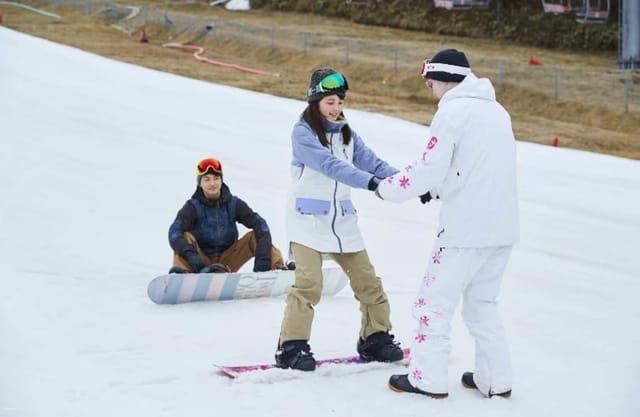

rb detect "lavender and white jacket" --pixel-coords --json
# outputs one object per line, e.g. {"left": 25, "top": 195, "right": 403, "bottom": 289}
{"left": 286, "top": 117, "right": 398, "bottom": 253}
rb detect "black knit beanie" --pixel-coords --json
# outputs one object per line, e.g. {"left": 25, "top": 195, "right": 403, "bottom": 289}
{"left": 422, "top": 49, "right": 470, "bottom": 83}
{"left": 307, "top": 68, "right": 348, "bottom": 103}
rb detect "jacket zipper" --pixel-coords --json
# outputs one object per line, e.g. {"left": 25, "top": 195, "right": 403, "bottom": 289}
{"left": 328, "top": 132, "right": 343, "bottom": 253}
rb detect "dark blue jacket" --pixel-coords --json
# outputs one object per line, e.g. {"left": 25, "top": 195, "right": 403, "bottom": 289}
{"left": 168, "top": 183, "right": 272, "bottom": 265}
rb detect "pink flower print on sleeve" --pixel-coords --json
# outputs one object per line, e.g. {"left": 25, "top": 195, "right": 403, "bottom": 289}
{"left": 404, "top": 164, "right": 413, "bottom": 172}
{"left": 414, "top": 297, "right": 426, "bottom": 308}
{"left": 412, "top": 369, "right": 423, "bottom": 381}
{"left": 422, "top": 136, "right": 438, "bottom": 160}
{"left": 399, "top": 176, "right": 411, "bottom": 189}
{"left": 420, "top": 315, "right": 430, "bottom": 326}
{"left": 415, "top": 333, "right": 427, "bottom": 343}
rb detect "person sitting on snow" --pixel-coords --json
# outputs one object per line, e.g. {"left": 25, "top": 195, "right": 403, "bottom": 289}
{"left": 168, "top": 157, "right": 293, "bottom": 274}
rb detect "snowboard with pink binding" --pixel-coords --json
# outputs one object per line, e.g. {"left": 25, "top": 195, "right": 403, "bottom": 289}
{"left": 216, "top": 347, "right": 410, "bottom": 378}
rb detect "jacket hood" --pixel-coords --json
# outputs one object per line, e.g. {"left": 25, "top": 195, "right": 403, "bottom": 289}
{"left": 439, "top": 73, "right": 496, "bottom": 107}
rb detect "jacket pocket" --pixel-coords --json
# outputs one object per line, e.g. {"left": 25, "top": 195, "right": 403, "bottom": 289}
{"left": 339, "top": 200, "right": 357, "bottom": 215}
{"left": 295, "top": 198, "right": 330, "bottom": 215}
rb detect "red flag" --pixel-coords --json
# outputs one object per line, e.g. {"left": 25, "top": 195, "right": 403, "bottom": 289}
{"left": 529, "top": 57, "right": 543, "bottom": 66}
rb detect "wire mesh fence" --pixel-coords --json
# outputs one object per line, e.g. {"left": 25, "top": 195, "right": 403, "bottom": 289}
{"left": 34, "top": 0, "right": 640, "bottom": 113}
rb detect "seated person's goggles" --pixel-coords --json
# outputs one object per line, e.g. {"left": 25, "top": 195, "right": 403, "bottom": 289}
{"left": 196, "top": 157, "right": 223, "bottom": 176}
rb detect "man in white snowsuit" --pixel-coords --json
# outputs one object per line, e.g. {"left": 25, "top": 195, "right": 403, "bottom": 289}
{"left": 377, "top": 49, "right": 519, "bottom": 398}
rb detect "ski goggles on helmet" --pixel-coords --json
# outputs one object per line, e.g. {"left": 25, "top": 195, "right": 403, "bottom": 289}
{"left": 196, "top": 157, "right": 223, "bottom": 176}
{"left": 306, "top": 73, "right": 349, "bottom": 98}
{"left": 420, "top": 59, "right": 471, "bottom": 80}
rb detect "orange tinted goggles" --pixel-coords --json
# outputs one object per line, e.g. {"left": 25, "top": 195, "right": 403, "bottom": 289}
{"left": 196, "top": 158, "right": 223, "bottom": 176}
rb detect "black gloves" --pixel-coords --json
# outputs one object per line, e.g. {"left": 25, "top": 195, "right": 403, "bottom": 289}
{"left": 368, "top": 176, "right": 382, "bottom": 191}
{"left": 253, "top": 257, "right": 271, "bottom": 272}
{"left": 419, "top": 192, "right": 440, "bottom": 204}
{"left": 182, "top": 249, "right": 206, "bottom": 272}
{"left": 419, "top": 192, "right": 433, "bottom": 204}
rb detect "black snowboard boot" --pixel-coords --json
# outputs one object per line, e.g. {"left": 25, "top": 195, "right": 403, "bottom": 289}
{"left": 273, "top": 260, "right": 296, "bottom": 271}
{"left": 388, "top": 374, "right": 448, "bottom": 399}
{"left": 461, "top": 372, "right": 512, "bottom": 398}
{"left": 357, "top": 331, "right": 403, "bottom": 362}
{"left": 275, "top": 340, "right": 316, "bottom": 371}
{"left": 285, "top": 260, "right": 296, "bottom": 271}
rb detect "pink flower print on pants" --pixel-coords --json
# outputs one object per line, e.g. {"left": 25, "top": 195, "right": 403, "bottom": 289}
{"left": 423, "top": 273, "right": 436, "bottom": 287}
{"left": 415, "top": 333, "right": 427, "bottom": 343}
{"left": 432, "top": 249, "right": 442, "bottom": 264}
{"left": 414, "top": 297, "right": 426, "bottom": 308}
{"left": 420, "top": 315, "right": 430, "bottom": 326}
{"left": 412, "top": 369, "right": 423, "bottom": 381}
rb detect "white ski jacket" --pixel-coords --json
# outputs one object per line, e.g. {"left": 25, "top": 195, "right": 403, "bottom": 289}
{"left": 377, "top": 73, "right": 519, "bottom": 248}
{"left": 286, "top": 117, "right": 397, "bottom": 253}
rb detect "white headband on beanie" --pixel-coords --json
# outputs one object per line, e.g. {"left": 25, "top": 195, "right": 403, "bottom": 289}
{"left": 422, "top": 49, "right": 471, "bottom": 83}
{"left": 423, "top": 62, "right": 471, "bottom": 76}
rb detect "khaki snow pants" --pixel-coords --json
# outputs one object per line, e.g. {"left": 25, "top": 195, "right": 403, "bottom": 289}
{"left": 172, "top": 231, "right": 285, "bottom": 273}
{"left": 279, "top": 242, "right": 393, "bottom": 345}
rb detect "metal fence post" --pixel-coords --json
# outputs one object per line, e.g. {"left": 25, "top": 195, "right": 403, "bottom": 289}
{"left": 302, "top": 32, "right": 308, "bottom": 56}
{"left": 393, "top": 47, "right": 398, "bottom": 74}
{"left": 553, "top": 67, "right": 560, "bottom": 100}
{"left": 496, "top": 59, "right": 504, "bottom": 92}
{"left": 345, "top": 39, "right": 350, "bottom": 65}
{"left": 624, "top": 75, "right": 631, "bottom": 113}
{"left": 271, "top": 29, "right": 275, "bottom": 51}
{"left": 205, "top": 20, "right": 216, "bottom": 37}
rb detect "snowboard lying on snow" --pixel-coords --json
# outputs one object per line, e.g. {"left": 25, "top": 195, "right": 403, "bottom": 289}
{"left": 147, "top": 266, "right": 347, "bottom": 304}
{"left": 215, "top": 348, "right": 411, "bottom": 378}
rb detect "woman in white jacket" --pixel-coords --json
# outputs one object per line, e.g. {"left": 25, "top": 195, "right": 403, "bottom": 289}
{"left": 275, "top": 68, "right": 403, "bottom": 371}
{"left": 378, "top": 49, "right": 519, "bottom": 398}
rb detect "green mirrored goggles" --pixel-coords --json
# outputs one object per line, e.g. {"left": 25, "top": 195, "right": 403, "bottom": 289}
{"left": 307, "top": 73, "right": 349, "bottom": 97}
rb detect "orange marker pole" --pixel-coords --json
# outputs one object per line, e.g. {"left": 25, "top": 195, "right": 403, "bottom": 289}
{"left": 140, "top": 27, "right": 148, "bottom": 43}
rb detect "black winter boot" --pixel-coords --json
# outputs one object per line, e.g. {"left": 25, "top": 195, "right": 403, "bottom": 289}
{"left": 357, "top": 331, "right": 403, "bottom": 362}
{"left": 461, "top": 372, "right": 511, "bottom": 398}
{"left": 388, "top": 374, "right": 448, "bottom": 399}
{"left": 275, "top": 340, "right": 316, "bottom": 371}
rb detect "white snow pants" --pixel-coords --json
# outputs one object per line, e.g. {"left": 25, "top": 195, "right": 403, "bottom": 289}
{"left": 408, "top": 246, "right": 513, "bottom": 396}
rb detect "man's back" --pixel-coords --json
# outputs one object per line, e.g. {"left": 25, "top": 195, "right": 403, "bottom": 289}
{"left": 432, "top": 74, "right": 519, "bottom": 247}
